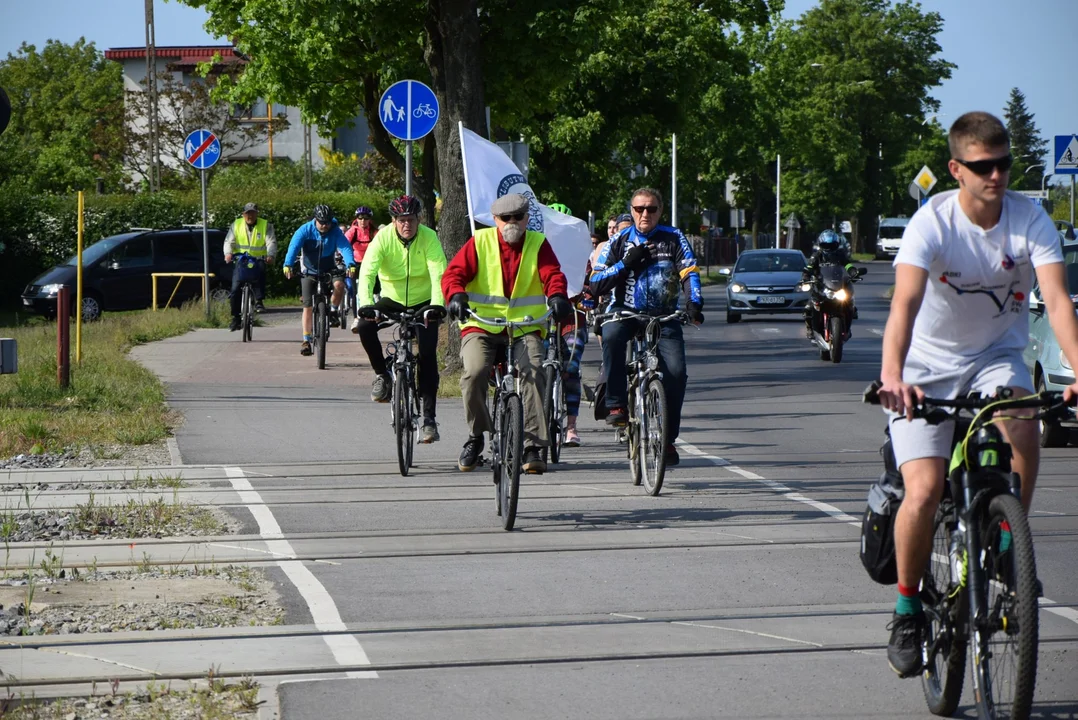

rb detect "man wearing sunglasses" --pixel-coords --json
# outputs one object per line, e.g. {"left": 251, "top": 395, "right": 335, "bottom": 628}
{"left": 442, "top": 193, "right": 572, "bottom": 475}
{"left": 590, "top": 187, "right": 704, "bottom": 467}
{"left": 876, "top": 111, "right": 1078, "bottom": 678}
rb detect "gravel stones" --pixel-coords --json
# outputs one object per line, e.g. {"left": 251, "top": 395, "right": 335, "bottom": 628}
{"left": 0, "top": 441, "right": 172, "bottom": 471}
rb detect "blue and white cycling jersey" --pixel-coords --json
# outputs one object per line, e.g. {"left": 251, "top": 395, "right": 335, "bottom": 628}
{"left": 283, "top": 220, "right": 354, "bottom": 275}
{"left": 589, "top": 224, "right": 702, "bottom": 314}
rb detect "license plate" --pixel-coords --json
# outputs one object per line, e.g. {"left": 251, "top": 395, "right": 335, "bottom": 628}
{"left": 756, "top": 296, "right": 785, "bottom": 305}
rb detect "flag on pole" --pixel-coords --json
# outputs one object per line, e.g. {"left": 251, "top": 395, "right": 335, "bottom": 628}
{"left": 459, "top": 124, "right": 591, "bottom": 297}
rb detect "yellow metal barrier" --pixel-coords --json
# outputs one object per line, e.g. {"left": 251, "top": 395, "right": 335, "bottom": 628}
{"left": 152, "top": 273, "right": 216, "bottom": 311}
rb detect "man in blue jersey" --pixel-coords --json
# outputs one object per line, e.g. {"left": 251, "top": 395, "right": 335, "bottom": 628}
{"left": 283, "top": 204, "right": 355, "bottom": 356}
{"left": 590, "top": 187, "right": 704, "bottom": 466}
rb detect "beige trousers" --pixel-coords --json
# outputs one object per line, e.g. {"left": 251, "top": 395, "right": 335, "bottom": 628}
{"left": 459, "top": 331, "right": 547, "bottom": 448}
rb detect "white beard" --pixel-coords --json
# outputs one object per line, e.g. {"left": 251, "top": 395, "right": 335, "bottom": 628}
{"left": 501, "top": 223, "right": 525, "bottom": 246}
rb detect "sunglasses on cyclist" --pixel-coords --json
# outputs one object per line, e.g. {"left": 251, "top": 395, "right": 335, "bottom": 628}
{"left": 497, "top": 212, "right": 527, "bottom": 222}
{"left": 632, "top": 205, "right": 660, "bottom": 215}
{"left": 954, "top": 154, "right": 1013, "bottom": 176}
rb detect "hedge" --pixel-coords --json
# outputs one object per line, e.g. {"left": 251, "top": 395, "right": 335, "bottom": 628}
{"left": 0, "top": 187, "right": 395, "bottom": 303}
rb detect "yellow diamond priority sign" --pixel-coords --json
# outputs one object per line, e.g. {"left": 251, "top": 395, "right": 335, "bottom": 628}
{"left": 914, "top": 165, "right": 937, "bottom": 194}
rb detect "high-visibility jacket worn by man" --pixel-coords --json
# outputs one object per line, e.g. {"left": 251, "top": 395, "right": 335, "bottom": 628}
{"left": 224, "top": 203, "right": 277, "bottom": 327}
{"left": 442, "top": 193, "right": 572, "bottom": 476}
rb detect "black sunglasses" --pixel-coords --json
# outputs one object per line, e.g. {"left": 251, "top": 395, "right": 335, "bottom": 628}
{"left": 497, "top": 212, "right": 527, "bottom": 222}
{"left": 632, "top": 205, "right": 659, "bottom": 215}
{"left": 955, "top": 154, "right": 1013, "bottom": 176}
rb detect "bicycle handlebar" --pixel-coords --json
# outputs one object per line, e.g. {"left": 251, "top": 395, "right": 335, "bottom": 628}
{"left": 465, "top": 308, "right": 554, "bottom": 328}
{"left": 597, "top": 309, "right": 688, "bottom": 327}
{"left": 359, "top": 305, "right": 447, "bottom": 324}
{"left": 862, "top": 380, "right": 1074, "bottom": 423}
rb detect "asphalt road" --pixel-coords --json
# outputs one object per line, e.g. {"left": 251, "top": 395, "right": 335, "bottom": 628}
{"left": 135, "top": 261, "right": 1078, "bottom": 719}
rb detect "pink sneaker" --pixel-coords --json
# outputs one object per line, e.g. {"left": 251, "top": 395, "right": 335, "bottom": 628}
{"left": 564, "top": 427, "right": 581, "bottom": 447}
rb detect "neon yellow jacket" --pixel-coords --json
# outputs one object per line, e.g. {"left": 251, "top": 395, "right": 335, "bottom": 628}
{"left": 359, "top": 224, "right": 447, "bottom": 307}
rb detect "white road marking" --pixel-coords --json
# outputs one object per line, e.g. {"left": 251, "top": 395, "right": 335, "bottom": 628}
{"left": 677, "top": 441, "right": 861, "bottom": 526}
{"left": 226, "top": 467, "right": 376, "bottom": 679}
{"left": 609, "top": 612, "right": 646, "bottom": 620}
{"left": 869, "top": 328, "right": 885, "bottom": 337}
{"left": 672, "top": 620, "right": 823, "bottom": 647}
{"left": 1039, "top": 598, "right": 1078, "bottom": 624}
{"left": 1032, "top": 509, "right": 1065, "bottom": 516}
{"left": 208, "top": 542, "right": 294, "bottom": 558}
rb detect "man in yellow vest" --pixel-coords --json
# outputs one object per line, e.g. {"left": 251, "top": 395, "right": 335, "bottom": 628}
{"left": 442, "top": 193, "right": 573, "bottom": 475}
{"left": 224, "top": 202, "right": 276, "bottom": 331}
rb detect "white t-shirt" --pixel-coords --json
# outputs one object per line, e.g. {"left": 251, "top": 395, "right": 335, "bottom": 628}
{"left": 895, "top": 189, "right": 1062, "bottom": 374}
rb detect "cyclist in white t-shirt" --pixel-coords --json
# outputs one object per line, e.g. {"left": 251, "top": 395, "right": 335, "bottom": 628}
{"left": 877, "top": 111, "right": 1078, "bottom": 678}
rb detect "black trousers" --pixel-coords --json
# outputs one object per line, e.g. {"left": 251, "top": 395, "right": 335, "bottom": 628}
{"left": 356, "top": 297, "right": 440, "bottom": 401}
{"left": 230, "top": 261, "right": 266, "bottom": 317}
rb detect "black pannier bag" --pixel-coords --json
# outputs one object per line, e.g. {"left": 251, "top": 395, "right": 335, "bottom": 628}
{"left": 860, "top": 436, "right": 904, "bottom": 585}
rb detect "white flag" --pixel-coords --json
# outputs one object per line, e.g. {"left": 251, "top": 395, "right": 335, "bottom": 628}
{"left": 459, "top": 125, "right": 591, "bottom": 297}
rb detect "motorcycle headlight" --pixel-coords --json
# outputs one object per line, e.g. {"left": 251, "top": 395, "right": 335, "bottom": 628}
{"left": 797, "top": 282, "right": 813, "bottom": 293}
{"left": 1061, "top": 350, "right": 1072, "bottom": 371}
{"left": 730, "top": 282, "right": 746, "bottom": 293}
{"left": 41, "top": 283, "right": 64, "bottom": 296}
{"left": 833, "top": 288, "right": 849, "bottom": 302}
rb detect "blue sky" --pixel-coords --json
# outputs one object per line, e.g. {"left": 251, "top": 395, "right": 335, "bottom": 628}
{"left": 2, "top": 0, "right": 1074, "bottom": 181}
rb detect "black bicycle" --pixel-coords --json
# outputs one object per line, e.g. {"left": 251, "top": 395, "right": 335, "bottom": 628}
{"left": 541, "top": 316, "right": 570, "bottom": 465}
{"left": 600, "top": 310, "right": 687, "bottom": 496}
{"left": 467, "top": 308, "right": 553, "bottom": 531}
{"left": 865, "top": 382, "right": 1073, "bottom": 719}
{"left": 234, "top": 253, "right": 262, "bottom": 343}
{"left": 360, "top": 305, "right": 445, "bottom": 477}
{"left": 305, "top": 270, "right": 335, "bottom": 370}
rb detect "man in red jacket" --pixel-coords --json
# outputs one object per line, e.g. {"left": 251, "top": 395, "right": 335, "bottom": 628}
{"left": 442, "top": 194, "right": 572, "bottom": 475}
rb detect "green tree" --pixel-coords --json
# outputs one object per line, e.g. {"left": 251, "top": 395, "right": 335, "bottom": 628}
{"left": 1004, "top": 87, "right": 1049, "bottom": 191}
{"left": 0, "top": 39, "right": 125, "bottom": 193}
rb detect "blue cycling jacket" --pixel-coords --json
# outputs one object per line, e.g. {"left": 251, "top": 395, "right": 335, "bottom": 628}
{"left": 589, "top": 224, "right": 702, "bottom": 313}
{"left": 283, "top": 220, "right": 355, "bottom": 275}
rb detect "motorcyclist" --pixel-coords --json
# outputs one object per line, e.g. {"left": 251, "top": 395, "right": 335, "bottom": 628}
{"left": 802, "top": 229, "right": 859, "bottom": 338}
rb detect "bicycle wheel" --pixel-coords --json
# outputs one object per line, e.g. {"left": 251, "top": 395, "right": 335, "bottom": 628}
{"left": 971, "top": 493, "right": 1038, "bottom": 720}
{"left": 641, "top": 377, "right": 668, "bottom": 496}
{"left": 627, "top": 384, "right": 642, "bottom": 486}
{"left": 499, "top": 394, "right": 524, "bottom": 531}
{"left": 241, "top": 285, "right": 253, "bottom": 343}
{"left": 394, "top": 367, "right": 413, "bottom": 477}
{"left": 921, "top": 500, "right": 967, "bottom": 716}
{"left": 315, "top": 299, "right": 328, "bottom": 369}
{"left": 542, "top": 365, "right": 560, "bottom": 464}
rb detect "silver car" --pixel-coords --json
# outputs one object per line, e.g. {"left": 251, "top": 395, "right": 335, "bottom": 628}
{"left": 720, "top": 249, "right": 810, "bottom": 323}
{"left": 1023, "top": 241, "right": 1078, "bottom": 446}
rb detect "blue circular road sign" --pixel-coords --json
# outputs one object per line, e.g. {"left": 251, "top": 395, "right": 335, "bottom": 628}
{"left": 184, "top": 128, "right": 221, "bottom": 170}
{"left": 378, "top": 80, "right": 439, "bottom": 142}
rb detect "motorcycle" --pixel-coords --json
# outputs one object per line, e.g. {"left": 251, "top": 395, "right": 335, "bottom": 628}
{"left": 802, "top": 263, "right": 866, "bottom": 364}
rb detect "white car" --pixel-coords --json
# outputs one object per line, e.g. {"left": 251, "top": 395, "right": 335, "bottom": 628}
{"left": 875, "top": 217, "right": 910, "bottom": 259}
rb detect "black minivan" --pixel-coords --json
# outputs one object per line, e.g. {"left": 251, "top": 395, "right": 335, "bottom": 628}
{"left": 21, "top": 228, "right": 230, "bottom": 321}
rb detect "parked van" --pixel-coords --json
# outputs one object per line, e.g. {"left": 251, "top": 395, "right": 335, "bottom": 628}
{"left": 875, "top": 216, "right": 910, "bottom": 259}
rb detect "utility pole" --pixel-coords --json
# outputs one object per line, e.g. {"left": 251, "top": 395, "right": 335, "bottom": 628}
{"left": 144, "top": 0, "right": 160, "bottom": 191}
{"left": 775, "top": 154, "right": 781, "bottom": 249}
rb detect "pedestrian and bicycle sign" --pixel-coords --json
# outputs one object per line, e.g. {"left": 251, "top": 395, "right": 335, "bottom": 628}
{"left": 1054, "top": 135, "right": 1078, "bottom": 175}
{"left": 378, "top": 80, "right": 439, "bottom": 141}
{"left": 184, "top": 129, "right": 221, "bottom": 170}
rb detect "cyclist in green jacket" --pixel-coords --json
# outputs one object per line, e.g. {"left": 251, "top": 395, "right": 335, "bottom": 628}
{"left": 354, "top": 195, "right": 448, "bottom": 442}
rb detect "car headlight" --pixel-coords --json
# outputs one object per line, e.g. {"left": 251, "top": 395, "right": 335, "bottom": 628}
{"left": 730, "top": 282, "right": 746, "bottom": 293}
{"left": 797, "top": 282, "right": 813, "bottom": 292}
{"left": 1061, "top": 350, "right": 1072, "bottom": 371}
{"left": 41, "top": 283, "right": 64, "bottom": 296}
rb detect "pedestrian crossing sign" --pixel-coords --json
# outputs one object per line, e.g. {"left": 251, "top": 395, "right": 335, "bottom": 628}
{"left": 1054, "top": 135, "right": 1078, "bottom": 175}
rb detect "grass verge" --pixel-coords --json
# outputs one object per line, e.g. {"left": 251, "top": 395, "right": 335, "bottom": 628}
{"left": 0, "top": 301, "right": 230, "bottom": 457}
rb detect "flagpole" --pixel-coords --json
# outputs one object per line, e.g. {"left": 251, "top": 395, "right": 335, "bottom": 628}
{"left": 458, "top": 121, "right": 477, "bottom": 236}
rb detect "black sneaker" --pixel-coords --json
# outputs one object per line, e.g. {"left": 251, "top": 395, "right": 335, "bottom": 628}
{"left": 664, "top": 443, "right": 680, "bottom": 467}
{"left": 458, "top": 435, "right": 484, "bottom": 472}
{"left": 229, "top": 316, "right": 241, "bottom": 332}
{"left": 606, "top": 407, "right": 628, "bottom": 427}
{"left": 522, "top": 447, "right": 546, "bottom": 475}
{"left": 887, "top": 612, "right": 926, "bottom": 678}
{"left": 300, "top": 340, "right": 313, "bottom": 356}
{"left": 255, "top": 300, "right": 265, "bottom": 313}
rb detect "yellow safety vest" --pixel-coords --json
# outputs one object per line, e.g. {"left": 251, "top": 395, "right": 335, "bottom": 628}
{"left": 232, "top": 217, "right": 269, "bottom": 257}
{"left": 461, "top": 227, "right": 548, "bottom": 338}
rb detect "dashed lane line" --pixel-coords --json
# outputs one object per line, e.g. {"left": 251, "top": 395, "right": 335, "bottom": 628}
{"left": 675, "top": 441, "right": 1078, "bottom": 628}
{"left": 225, "top": 467, "right": 376, "bottom": 679}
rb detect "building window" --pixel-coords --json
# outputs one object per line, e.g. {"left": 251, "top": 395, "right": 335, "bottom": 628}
{"left": 233, "top": 98, "right": 269, "bottom": 122}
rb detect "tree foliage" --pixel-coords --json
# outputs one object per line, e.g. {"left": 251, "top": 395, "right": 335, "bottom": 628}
{"left": 1004, "top": 87, "right": 1048, "bottom": 191}
{"left": 0, "top": 39, "right": 125, "bottom": 193}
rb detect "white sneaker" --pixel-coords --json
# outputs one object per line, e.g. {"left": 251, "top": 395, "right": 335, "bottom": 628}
{"left": 350, "top": 316, "right": 361, "bottom": 334}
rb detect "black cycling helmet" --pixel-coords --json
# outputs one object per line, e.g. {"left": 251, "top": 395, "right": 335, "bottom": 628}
{"left": 355, "top": 206, "right": 373, "bottom": 218}
{"left": 817, "top": 229, "right": 841, "bottom": 250}
{"left": 389, "top": 195, "right": 421, "bottom": 217}
{"left": 313, "top": 204, "right": 333, "bottom": 224}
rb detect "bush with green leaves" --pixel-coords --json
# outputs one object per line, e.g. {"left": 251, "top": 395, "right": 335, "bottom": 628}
{"left": 0, "top": 187, "right": 395, "bottom": 303}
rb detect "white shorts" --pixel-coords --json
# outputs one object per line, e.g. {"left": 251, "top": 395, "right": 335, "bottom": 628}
{"left": 887, "top": 350, "right": 1032, "bottom": 469}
